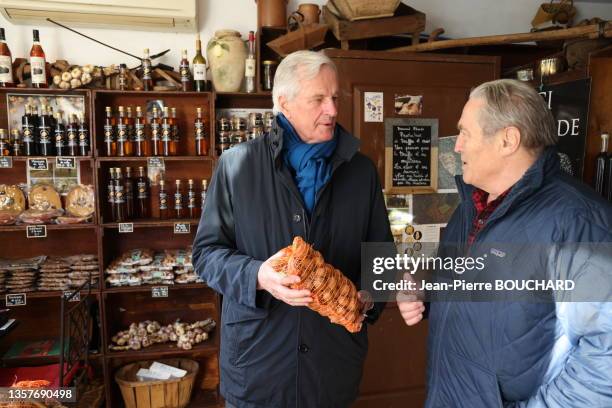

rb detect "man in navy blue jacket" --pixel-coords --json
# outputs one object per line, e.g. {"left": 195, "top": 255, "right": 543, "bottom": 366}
{"left": 399, "top": 79, "right": 612, "bottom": 407}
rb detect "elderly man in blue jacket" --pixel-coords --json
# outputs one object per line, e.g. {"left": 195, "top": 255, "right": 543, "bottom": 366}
{"left": 192, "top": 50, "right": 392, "bottom": 408}
{"left": 399, "top": 79, "right": 612, "bottom": 407}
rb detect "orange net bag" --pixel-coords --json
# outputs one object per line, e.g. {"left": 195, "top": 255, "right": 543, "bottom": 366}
{"left": 271, "top": 236, "right": 361, "bottom": 332}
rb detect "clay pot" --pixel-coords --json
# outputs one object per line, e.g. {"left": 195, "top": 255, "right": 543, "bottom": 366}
{"left": 256, "top": 0, "right": 288, "bottom": 28}
{"left": 297, "top": 3, "right": 321, "bottom": 24}
{"left": 207, "top": 30, "right": 247, "bottom": 92}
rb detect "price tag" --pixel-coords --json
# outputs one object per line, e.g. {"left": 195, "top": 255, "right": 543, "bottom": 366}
{"left": 0, "top": 157, "right": 12, "bottom": 168}
{"left": 6, "top": 293, "right": 26, "bottom": 307}
{"left": 118, "top": 223, "right": 133, "bottom": 233}
{"left": 56, "top": 157, "right": 76, "bottom": 169}
{"left": 174, "top": 222, "right": 190, "bottom": 234}
{"left": 151, "top": 286, "right": 168, "bottom": 298}
{"left": 28, "top": 158, "right": 48, "bottom": 170}
{"left": 26, "top": 225, "right": 47, "bottom": 238}
{"left": 63, "top": 291, "right": 81, "bottom": 302}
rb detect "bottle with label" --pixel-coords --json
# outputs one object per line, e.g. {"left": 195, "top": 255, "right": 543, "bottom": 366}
{"left": 113, "top": 167, "right": 126, "bottom": 222}
{"left": 117, "top": 106, "right": 133, "bottom": 157}
{"left": 245, "top": 31, "right": 256, "bottom": 93}
{"left": 193, "top": 34, "right": 208, "bottom": 92}
{"left": 195, "top": 107, "right": 209, "bottom": 156}
{"left": 118, "top": 63, "right": 128, "bottom": 90}
{"left": 201, "top": 179, "right": 208, "bottom": 212}
{"left": 180, "top": 49, "right": 191, "bottom": 92}
{"left": 104, "top": 106, "right": 116, "bottom": 156}
{"left": 142, "top": 48, "right": 153, "bottom": 91}
{"left": 30, "top": 29, "right": 47, "bottom": 88}
{"left": 22, "top": 104, "right": 36, "bottom": 156}
{"left": 11, "top": 129, "right": 22, "bottom": 156}
{"left": 38, "top": 105, "right": 52, "bottom": 156}
{"left": 53, "top": 112, "right": 66, "bottom": 156}
{"left": 187, "top": 179, "right": 199, "bottom": 219}
{"left": 158, "top": 179, "right": 169, "bottom": 220}
{"left": 170, "top": 107, "right": 179, "bottom": 156}
{"left": 174, "top": 179, "right": 184, "bottom": 219}
{"left": 594, "top": 132, "right": 609, "bottom": 197}
{"left": 161, "top": 107, "right": 172, "bottom": 156}
{"left": 108, "top": 168, "right": 116, "bottom": 222}
{"left": 126, "top": 106, "right": 135, "bottom": 147}
{"left": 66, "top": 114, "right": 78, "bottom": 156}
{"left": 124, "top": 166, "right": 135, "bottom": 220}
{"left": 0, "top": 28, "right": 14, "bottom": 87}
{"left": 150, "top": 106, "right": 161, "bottom": 156}
{"left": 134, "top": 106, "right": 148, "bottom": 157}
{"left": 136, "top": 166, "right": 150, "bottom": 218}
{"left": 0, "top": 129, "right": 9, "bottom": 156}
{"left": 77, "top": 115, "right": 89, "bottom": 156}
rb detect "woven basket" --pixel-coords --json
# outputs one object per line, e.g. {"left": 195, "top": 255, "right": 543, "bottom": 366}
{"left": 115, "top": 359, "right": 198, "bottom": 408}
{"left": 329, "top": 0, "right": 401, "bottom": 21}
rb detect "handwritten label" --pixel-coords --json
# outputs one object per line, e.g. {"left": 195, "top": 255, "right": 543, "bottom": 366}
{"left": 0, "top": 157, "right": 12, "bottom": 168}
{"left": 28, "top": 158, "right": 48, "bottom": 170}
{"left": 63, "top": 291, "right": 81, "bottom": 302}
{"left": 391, "top": 124, "right": 432, "bottom": 187}
{"left": 151, "top": 286, "right": 169, "bottom": 298}
{"left": 56, "top": 157, "right": 76, "bottom": 169}
{"left": 6, "top": 293, "right": 26, "bottom": 307}
{"left": 147, "top": 157, "right": 165, "bottom": 168}
{"left": 174, "top": 222, "right": 190, "bottom": 234}
{"left": 118, "top": 223, "right": 133, "bottom": 233}
{"left": 26, "top": 225, "right": 47, "bottom": 238}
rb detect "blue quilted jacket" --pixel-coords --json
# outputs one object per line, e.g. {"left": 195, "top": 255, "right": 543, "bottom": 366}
{"left": 426, "top": 147, "right": 612, "bottom": 407}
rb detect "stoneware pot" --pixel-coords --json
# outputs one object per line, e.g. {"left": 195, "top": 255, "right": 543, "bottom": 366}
{"left": 207, "top": 30, "right": 247, "bottom": 92}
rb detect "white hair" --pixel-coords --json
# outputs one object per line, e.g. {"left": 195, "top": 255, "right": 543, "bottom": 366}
{"left": 272, "top": 50, "right": 337, "bottom": 115}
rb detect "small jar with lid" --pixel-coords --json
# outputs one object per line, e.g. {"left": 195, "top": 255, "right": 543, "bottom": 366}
{"left": 218, "top": 117, "right": 231, "bottom": 131}
{"left": 248, "top": 112, "right": 263, "bottom": 128}
{"left": 11, "top": 129, "right": 22, "bottom": 156}
{"left": 230, "top": 116, "right": 246, "bottom": 131}
{"left": 0, "top": 129, "right": 10, "bottom": 156}
{"left": 262, "top": 60, "right": 278, "bottom": 91}
{"left": 264, "top": 111, "right": 275, "bottom": 129}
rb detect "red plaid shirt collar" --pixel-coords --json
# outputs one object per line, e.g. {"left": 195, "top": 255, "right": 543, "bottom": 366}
{"left": 467, "top": 187, "right": 511, "bottom": 245}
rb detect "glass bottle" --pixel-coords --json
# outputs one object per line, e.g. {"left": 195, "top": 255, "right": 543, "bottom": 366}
{"left": 108, "top": 168, "right": 116, "bottom": 223}
{"left": 180, "top": 49, "right": 191, "bottom": 92}
{"left": 134, "top": 106, "right": 148, "bottom": 157}
{"left": 53, "top": 112, "right": 66, "bottom": 156}
{"left": 170, "top": 107, "right": 179, "bottom": 156}
{"left": 116, "top": 106, "right": 129, "bottom": 156}
{"left": 118, "top": 63, "right": 128, "bottom": 90}
{"left": 0, "top": 129, "right": 9, "bottom": 156}
{"left": 30, "top": 29, "right": 47, "bottom": 88}
{"left": 193, "top": 34, "right": 208, "bottom": 92}
{"left": 174, "top": 179, "right": 183, "bottom": 219}
{"left": 66, "top": 114, "right": 78, "bottom": 156}
{"left": 150, "top": 106, "right": 161, "bottom": 156}
{"left": 136, "top": 166, "right": 150, "bottom": 219}
{"left": 77, "top": 114, "right": 89, "bottom": 156}
{"left": 594, "top": 132, "right": 609, "bottom": 196}
{"left": 113, "top": 167, "right": 126, "bottom": 222}
{"left": 38, "top": 104, "right": 52, "bottom": 156}
{"left": 158, "top": 179, "right": 169, "bottom": 220}
{"left": 195, "top": 107, "right": 208, "bottom": 156}
{"left": 142, "top": 48, "right": 153, "bottom": 91}
{"left": 245, "top": 31, "right": 256, "bottom": 93}
{"left": 161, "top": 106, "right": 171, "bottom": 156}
{"left": 0, "top": 28, "right": 14, "bottom": 87}
{"left": 124, "top": 166, "right": 135, "bottom": 220}
{"left": 11, "top": 129, "right": 22, "bottom": 156}
{"left": 22, "top": 104, "right": 36, "bottom": 156}
{"left": 104, "top": 106, "right": 116, "bottom": 156}
{"left": 187, "top": 179, "right": 199, "bottom": 219}
{"left": 201, "top": 179, "right": 208, "bottom": 212}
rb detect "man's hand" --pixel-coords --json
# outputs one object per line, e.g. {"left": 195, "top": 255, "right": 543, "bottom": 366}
{"left": 397, "top": 273, "right": 425, "bottom": 326}
{"left": 257, "top": 249, "right": 312, "bottom": 307}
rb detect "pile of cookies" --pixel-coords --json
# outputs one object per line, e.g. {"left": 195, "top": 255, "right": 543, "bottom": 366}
{"left": 0, "top": 256, "right": 45, "bottom": 293}
{"left": 105, "top": 247, "right": 201, "bottom": 287}
{"left": 65, "top": 254, "right": 99, "bottom": 288}
{"left": 37, "top": 254, "right": 99, "bottom": 291}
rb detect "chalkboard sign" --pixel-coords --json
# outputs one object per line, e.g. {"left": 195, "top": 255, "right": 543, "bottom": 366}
{"left": 384, "top": 118, "right": 438, "bottom": 194}
{"left": 6, "top": 293, "right": 26, "bottom": 307}
{"left": 174, "top": 222, "right": 190, "bottom": 234}
{"left": 151, "top": 286, "right": 169, "bottom": 298}
{"left": 26, "top": 225, "right": 47, "bottom": 238}
{"left": 56, "top": 156, "right": 76, "bottom": 169}
{"left": 28, "top": 158, "right": 48, "bottom": 170}
{"left": 0, "top": 157, "right": 12, "bottom": 168}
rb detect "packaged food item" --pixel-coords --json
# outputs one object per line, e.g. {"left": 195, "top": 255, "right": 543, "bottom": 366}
{"left": 28, "top": 183, "right": 62, "bottom": 211}
{"left": 117, "top": 249, "right": 154, "bottom": 266}
{"left": 162, "top": 249, "right": 192, "bottom": 267}
{"left": 18, "top": 208, "right": 63, "bottom": 224}
{"left": 65, "top": 184, "right": 95, "bottom": 218}
{"left": 0, "top": 184, "right": 26, "bottom": 213}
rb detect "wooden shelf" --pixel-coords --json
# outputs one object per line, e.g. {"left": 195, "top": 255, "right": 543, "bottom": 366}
{"left": 4, "top": 289, "right": 101, "bottom": 299}
{"left": 94, "top": 90, "right": 212, "bottom": 97}
{"left": 0, "top": 223, "right": 97, "bottom": 232}
{"left": 103, "top": 283, "right": 207, "bottom": 294}
{"left": 2, "top": 352, "right": 103, "bottom": 365}
{"left": 96, "top": 155, "right": 213, "bottom": 162}
{"left": 101, "top": 219, "right": 199, "bottom": 228}
{"left": 215, "top": 91, "right": 272, "bottom": 97}
{"left": 9, "top": 156, "right": 94, "bottom": 161}
{"left": 106, "top": 339, "right": 218, "bottom": 359}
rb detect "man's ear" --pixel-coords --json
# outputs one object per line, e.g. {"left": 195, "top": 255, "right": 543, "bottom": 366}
{"left": 500, "top": 126, "right": 521, "bottom": 156}
{"left": 279, "top": 95, "right": 291, "bottom": 119}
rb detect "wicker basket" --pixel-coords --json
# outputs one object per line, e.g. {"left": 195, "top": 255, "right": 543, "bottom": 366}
{"left": 115, "top": 359, "right": 199, "bottom": 408}
{"left": 329, "top": 0, "right": 401, "bottom": 21}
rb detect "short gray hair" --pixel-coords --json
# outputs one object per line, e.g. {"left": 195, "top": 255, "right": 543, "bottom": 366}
{"left": 469, "top": 79, "right": 557, "bottom": 150}
{"left": 272, "top": 50, "right": 337, "bottom": 115}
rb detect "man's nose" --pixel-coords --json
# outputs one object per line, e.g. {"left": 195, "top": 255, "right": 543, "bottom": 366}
{"left": 454, "top": 136, "right": 462, "bottom": 153}
{"left": 323, "top": 98, "right": 337, "bottom": 117}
